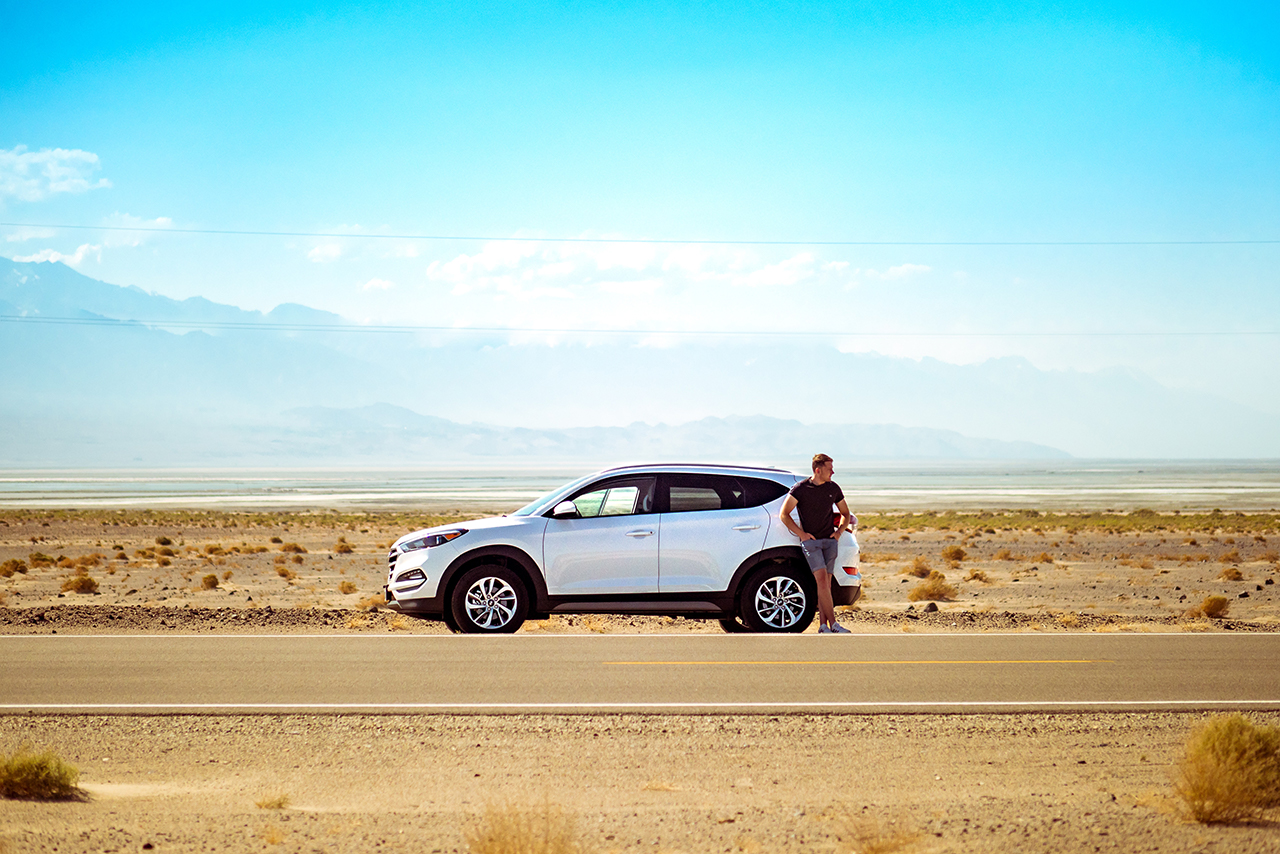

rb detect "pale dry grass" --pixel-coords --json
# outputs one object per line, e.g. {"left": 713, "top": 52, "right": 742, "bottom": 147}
{"left": 903, "top": 556, "right": 931, "bottom": 578}
{"left": 0, "top": 745, "right": 82, "bottom": 800}
{"left": 907, "top": 570, "right": 956, "bottom": 602}
{"left": 829, "top": 816, "right": 921, "bottom": 854}
{"left": 1173, "top": 714, "right": 1280, "bottom": 823}
{"left": 465, "top": 801, "right": 585, "bottom": 854}
{"left": 1185, "top": 596, "right": 1230, "bottom": 620}
{"left": 255, "top": 792, "right": 291, "bottom": 810}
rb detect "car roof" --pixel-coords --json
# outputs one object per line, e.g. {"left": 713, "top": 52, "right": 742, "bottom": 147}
{"left": 595, "top": 463, "right": 800, "bottom": 480}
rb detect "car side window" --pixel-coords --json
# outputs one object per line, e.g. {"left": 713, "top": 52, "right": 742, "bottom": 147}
{"left": 662, "top": 474, "right": 748, "bottom": 513}
{"left": 740, "top": 477, "right": 789, "bottom": 507}
{"left": 567, "top": 477, "right": 656, "bottom": 518}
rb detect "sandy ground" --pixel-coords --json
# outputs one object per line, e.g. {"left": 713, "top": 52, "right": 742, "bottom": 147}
{"left": 3, "top": 511, "right": 1279, "bottom": 852}
{"left": 2, "top": 512, "right": 1278, "bottom": 633}
{"left": 5, "top": 713, "right": 1280, "bottom": 854}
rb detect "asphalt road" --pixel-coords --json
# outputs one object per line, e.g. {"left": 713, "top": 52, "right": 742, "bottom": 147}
{"left": 3, "top": 633, "right": 1278, "bottom": 714}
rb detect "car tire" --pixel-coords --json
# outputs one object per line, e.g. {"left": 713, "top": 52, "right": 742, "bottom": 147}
{"left": 449, "top": 565, "right": 529, "bottom": 634}
{"left": 739, "top": 564, "right": 815, "bottom": 633}
{"left": 441, "top": 605, "right": 461, "bottom": 634}
{"left": 718, "top": 617, "right": 752, "bottom": 633}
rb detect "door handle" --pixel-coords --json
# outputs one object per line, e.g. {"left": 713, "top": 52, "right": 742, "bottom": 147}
{"left": 625, "top": 530, "right": 655, "bottom": 538}
{"left": 732, "top": 524, "right": 761, "bottom": 531}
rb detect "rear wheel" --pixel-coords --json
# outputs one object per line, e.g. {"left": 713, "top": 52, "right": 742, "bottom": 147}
{"left": 739, "top": 565, "right": 815, "bottom": 633}
{"left": 718, "top": 617, "right": 752, "bottom": 633}
{"left": 449, "top": 565, "right": 529, "bottom": 634}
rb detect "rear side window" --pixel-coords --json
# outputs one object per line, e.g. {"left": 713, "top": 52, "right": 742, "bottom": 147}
{"left": 663, "top": 474, "right": 747, "bottom": 513}
{"left": 740, "top": 476, "right": 789, "bottom": 508}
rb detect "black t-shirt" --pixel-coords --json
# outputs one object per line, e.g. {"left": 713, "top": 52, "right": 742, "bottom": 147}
{"left": 788, "top": 477, "right": 845, "bottom": 539}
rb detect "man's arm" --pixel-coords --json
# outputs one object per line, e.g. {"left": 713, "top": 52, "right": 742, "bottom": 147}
{"left": 779, "top": 495, "right": 813, "bottom": 541}
{"left": 835, "top": 498, "right": 856, "bottom": 535}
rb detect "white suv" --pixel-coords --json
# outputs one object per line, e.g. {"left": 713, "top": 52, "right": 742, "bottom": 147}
{"left": 385, "top": 464, "right": 860, "bottom": 633}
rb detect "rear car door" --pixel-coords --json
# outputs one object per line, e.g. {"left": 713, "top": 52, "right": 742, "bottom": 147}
{"left": 541, "top": 475, "right": 660, "bottom": 595}
{"left": 656, "top": 473, "right": 775, "bottom": 593}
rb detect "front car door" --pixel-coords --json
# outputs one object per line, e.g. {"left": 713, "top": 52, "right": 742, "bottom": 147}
{"left": 541, "top": 475, "right": 659, "bottom": 595}
{"left": 656, "top": 473, "right": 773, "bottom": 593}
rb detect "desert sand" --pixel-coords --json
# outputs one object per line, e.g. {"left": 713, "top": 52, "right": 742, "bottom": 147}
{"left": 3, "top": 509, "right": 1279, "bottom": 853}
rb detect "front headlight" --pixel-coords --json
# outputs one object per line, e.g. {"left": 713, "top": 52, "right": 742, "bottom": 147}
{"left": 399, "top": 529, "right": 467, "bottom": 553}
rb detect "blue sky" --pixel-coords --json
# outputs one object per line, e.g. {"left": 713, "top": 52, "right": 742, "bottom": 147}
{"left": 3, "top": 1, "right": 1278, "bottom": 413}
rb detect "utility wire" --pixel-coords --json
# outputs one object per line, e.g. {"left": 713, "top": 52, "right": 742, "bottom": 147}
{"left": 2, "top": 314, "right": 1275, "bottom": 337}
{"left": 2, "top": 222, "right": 1278, "bottom": 246}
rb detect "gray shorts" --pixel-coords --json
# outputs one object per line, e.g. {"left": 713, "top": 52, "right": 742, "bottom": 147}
{"left": 801, "top": 537, "right": 839, "bottom": 574}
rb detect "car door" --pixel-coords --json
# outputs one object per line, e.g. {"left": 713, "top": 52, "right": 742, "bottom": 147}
{"left": 656, "top": 473, "right": 771, "bottom": 593}
{"left": 541, "top": 475, "right": 659, "bottom": 595}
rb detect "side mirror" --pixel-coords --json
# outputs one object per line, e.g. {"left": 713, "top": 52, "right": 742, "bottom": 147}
{"left": 551, "top": 500, "right": 579, "bottom": 519}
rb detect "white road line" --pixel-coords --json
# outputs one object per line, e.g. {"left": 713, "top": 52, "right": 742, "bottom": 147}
{"left": 3, "top": 700, "right": 1279, "bottom": 711}
{"left": 0, "top": 633, "right": 1275, "bottom": 640}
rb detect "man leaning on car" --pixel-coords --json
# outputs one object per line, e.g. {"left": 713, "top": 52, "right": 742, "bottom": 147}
{"left": 779, "top": 453, "right": 856, "bottom": 634}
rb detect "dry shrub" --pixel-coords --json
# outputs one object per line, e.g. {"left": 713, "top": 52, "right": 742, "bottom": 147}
{"left": 0, "top": 746, "right": 82, "bottom": 800}
{"left": 387, "top": 614, "right": 408, "bottom": 631}
{"left": 1261, "top": 550, "right": 1279, "bottom": 562}
{"left": 862, "top": 552, "right": 899, "bottom": 563}
{"left": 222, "top": 570, "right": 233, "bottom": 581}
{"left": 60, "top": 573, "right": 98, "bottom": 594}
{"left": 357, "top": 593, "right": 386, "bottom": 610}
{"left": 1034, "top": 552, "right": 1054, "bottom": 563}
{"left": 940, "top": 545, "right": 966, "bottom": 562}
{"left": 907, "top": 571, "right": 956, "bottom": 602}
{"left": 1057, "top": 612, "right": 1080, "bottom": 628}
{"left": 964, "top": 568, "right": 989, "bottom": 583}
{"left": 1174, "top": 713, "right": 1280, "bottom": 823}
{"left": 465, "top": 801, "right": 584, "bottom": 854}
{"left": 275, "top": 566, "right": 297, "bottom": 581}
{"left": 829, "top": 816, "right": 920, "bottom": 854}
{"left": 255, "top": 792, "right": 291, "bottom": 810}
{"left": 291, "top": 555, "right": 303, "bottom": 565}
{"left": 338, "top": 580, "right": 357, "bottom": 594}
{"left": 0, "top": 559, "right": 28, "bottom": 578}
{"left": 1220, "top": 549, "right": 1243, "bottom": 564}
{"left": 905, "top": 556, "right": 931, "bottom": 578}
{"left": 1187, "top": 595, "right": 1230, "bottom": 620}
{"left": 273, "top": 554, "right": 287, "bottom": 565}
{"left": 280, "top": 542, "right": 307, "bottom": 554}
{"left": 270, "top": 536, "right": 283, "bottom": 544}
{"left": 155, "top": 536, "right": 173, "bottom": 546}
{"left": 994, "top": 548, "right": 1014, "bottom": 561}
{"left": 157, "top": 546, "right": 176, "bottom": 557}
{"left": 1219, "top": 566, "right": 1244, "bottom": 581}
{"left": 28, "top": 552, "right": 55, "bottom": 568}
{"left": 201, "top": 574, "right": 219, "bottom": 590}
{"left": 334, "top": 537, "right": 355, "bottom": 555}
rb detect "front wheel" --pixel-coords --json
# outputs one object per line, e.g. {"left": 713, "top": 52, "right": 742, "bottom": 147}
{"left": 718, "top": 617, "right": 752, "bottom": 633}
{"left": 739, "top": 565, "right": 815, "bottom": 633}
{"left": 449, "top": 565, "right": 529, "bottom": 634}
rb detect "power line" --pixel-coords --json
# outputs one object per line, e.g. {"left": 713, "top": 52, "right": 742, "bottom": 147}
{"left": 2, "top": 221, "right": 1278, "bottom": 247}
{"left": 2, "top": 314, "right": 1276, "bottom": 338}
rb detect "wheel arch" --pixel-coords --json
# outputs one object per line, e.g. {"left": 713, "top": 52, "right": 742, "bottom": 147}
{"left": 728, "top": 546, "right": 809, "bottom": 601}
{"left": 441, "top": 545, "right": 548, "bottom": 612}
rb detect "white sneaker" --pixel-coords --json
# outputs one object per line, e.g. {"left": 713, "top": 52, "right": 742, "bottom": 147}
{"left": 818, "top": 625, "right": 833, "bottom": 634}
{"left": 830, "top": 622, "right": 851, "bottom": 634}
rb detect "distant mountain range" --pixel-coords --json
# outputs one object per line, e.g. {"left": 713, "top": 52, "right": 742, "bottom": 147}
{"left": 2, "top": 258, "right": 1274, "bottom": 464}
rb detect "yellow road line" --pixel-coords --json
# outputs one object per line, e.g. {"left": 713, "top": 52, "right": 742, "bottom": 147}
{"left": 607, "top": 659, "right": 1110, "bottom": 665}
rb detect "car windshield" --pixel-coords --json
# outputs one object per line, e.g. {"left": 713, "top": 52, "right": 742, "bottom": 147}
{"left": 509, "top": 472, "right": 600, "bottom": 517}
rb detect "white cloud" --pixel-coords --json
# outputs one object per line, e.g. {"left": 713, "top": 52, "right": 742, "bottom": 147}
{"left": 308, "top": 241, "right": 343, "bottom": 262}
{"left": 361, "top": 278, "right": 396, "bottom": 291}
{"left": 869, "top": 263, "right": 932, "bottom": 281}
{"left": 0, "top": 145, "right": 112, "bottom": 202}
{"left": 4, "top": 226, "right": 57, "bottom": 243}
{"left": 101, "top": 213, "right": 174, "bottom": 247}
{"left": 12, "top": 243, "right": 101, "bottom": 266}
{"left": 424, "top": 240, "right": 860, "bottom": 298}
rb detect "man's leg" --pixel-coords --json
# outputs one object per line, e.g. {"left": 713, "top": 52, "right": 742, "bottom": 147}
{"left": 813, "top": 567, "right": 835, "bottom": 628}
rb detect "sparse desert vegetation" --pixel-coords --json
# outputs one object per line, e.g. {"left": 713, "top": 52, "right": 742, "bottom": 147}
{"left": 465, "top": 801, "right": 584, "bottom": 854}
{"left": 255, "top": 792, "right": 291, "bottom": 810}
{"left": 0, "top": 745, "right": 82, "bottom": 800}
{"left": 907, "top": 570, "right": 956, "bottom": 602}
{"left": 1173, "top": 713, "right": 1280, "bottom": 823}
